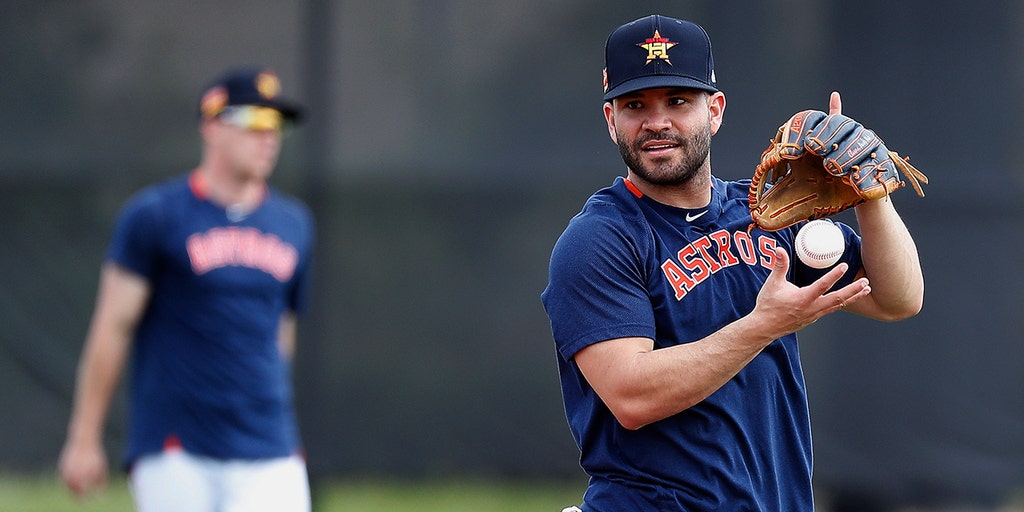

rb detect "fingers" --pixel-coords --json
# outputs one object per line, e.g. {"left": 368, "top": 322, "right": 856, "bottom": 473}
{"left": 61, "top": 466, "right": 90, "bottom": 498}
{"left": 803, "top": 261, "right": 871, "bottom": 317}
{"left": 62, "top": 470, "right": 88, "bottom": 498}
{"left": 824, "top": 277, "right": 871, "bottom": 313}
{"left": 68, "top": 471, "right": 106, "bottom": 500}
{"left": 829, "top": 91, "right": 842, "bottom": 115}
{"left": 807, "top": 262, "right": 851, "bottom": 296}
{"left": 67, "top": 478, "right": 91, "bottom": 500}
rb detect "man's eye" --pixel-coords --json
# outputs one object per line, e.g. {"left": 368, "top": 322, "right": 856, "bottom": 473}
{"left": 626, "top": 101, "right": 643, "bottom": 109}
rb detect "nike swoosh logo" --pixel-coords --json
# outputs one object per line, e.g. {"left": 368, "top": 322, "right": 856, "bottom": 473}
{"left": 685, "top": 210, "right": 708, "bottom": 222}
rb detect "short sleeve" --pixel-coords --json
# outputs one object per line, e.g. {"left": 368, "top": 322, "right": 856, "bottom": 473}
{"left": 542, "top": 207, "right": 657, "bottom": 362}
{"left": 285, "top": 206, "right": 316, "bottom": 314}
{"left": 106, "top": 190, "right": 164, "bottom": 280}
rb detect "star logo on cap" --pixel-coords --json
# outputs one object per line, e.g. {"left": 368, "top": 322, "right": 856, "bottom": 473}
{"left": 255, "top": 71, "right": 281, "bottom": 100}
{"left": 638, "top": 30, "right": 676, "bottom": 65}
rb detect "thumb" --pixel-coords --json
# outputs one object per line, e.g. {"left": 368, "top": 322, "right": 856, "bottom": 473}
{"left": 829, "top": 91, "right": 842, "bottom": 115}
{"left": 765, "top": 246, "right": 790, "bottom": 285}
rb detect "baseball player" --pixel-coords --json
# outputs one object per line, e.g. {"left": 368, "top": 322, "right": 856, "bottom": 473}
{"left": 58, "top": 67, "right": 315, "bottom": 511}
{"left": 541, "top": 15, "right": 924, "bottom": 511}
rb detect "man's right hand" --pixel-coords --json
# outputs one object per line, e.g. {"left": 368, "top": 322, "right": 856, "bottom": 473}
{"left": 58, "top": 438, "right": 108, "bottom": 499}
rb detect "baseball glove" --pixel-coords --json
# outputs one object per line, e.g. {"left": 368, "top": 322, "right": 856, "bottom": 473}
{"left": 748, "top": 110, "right": 928, "bottom": 231}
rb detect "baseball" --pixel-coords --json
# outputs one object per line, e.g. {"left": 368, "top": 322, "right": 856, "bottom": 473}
{"left": 794, "top": 219, "right": 845, "bottom": 269}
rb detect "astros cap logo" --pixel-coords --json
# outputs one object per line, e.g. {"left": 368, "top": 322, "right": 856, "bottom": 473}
{"left": 602, "top": 15, "right": 718, "bottom": 101}
{"left": 639, "top": 30, "right": 676, "bottom": 65}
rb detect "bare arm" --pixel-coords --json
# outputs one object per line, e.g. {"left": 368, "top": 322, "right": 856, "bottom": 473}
{"left": 58, "top": 263, "right": 150, "bottom": 499}
{"left": 575, "top": 248, "right": 871, "bottom": 430}
{"left": 842, "top": 198, "right": 924, "bottom": 320}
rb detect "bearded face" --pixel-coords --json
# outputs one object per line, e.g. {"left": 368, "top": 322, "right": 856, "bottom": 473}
{"left": 615, "top": 118, "right": 712, "bottom": 187}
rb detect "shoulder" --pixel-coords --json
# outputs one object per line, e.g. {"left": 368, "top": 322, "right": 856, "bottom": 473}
{"left": 560, "top": 181, "right": 648, "bottom": 243}
{"left": 117, "top": 175, "right": 191, "bottom": 221}
{"left": 550, "top": 180, "right": 655, "bottom": 274}
{"left": 573, "top": 178, "right": 649, "bottom": 228}
{"left": 263, "top": 188, "right": 316, "bottom": 252}
{"left": 266, "top": 187, "right": 315, "bottom": 227}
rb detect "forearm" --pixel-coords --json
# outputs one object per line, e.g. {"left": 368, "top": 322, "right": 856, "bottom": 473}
{"left": 853, "top": 197, "right": 924, "bottom": 320}
{"left": 584, "top": 316, "right": 776, "bottom": 430}
{"left": 66, "top": 264, "right": 147, "bottom": 445}
{"left": 66, "top": 328, "right": 131, "bottom": 445}
{"left": 626, "top": 315, "right": 770, "bottom": 428}
{"left": 59, "top": 322, "right": 132, "bottom": 499}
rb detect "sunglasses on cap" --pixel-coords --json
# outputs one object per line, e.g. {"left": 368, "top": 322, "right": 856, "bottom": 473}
{"left": 216, "top": 105, "right": 285, "bottom": 131}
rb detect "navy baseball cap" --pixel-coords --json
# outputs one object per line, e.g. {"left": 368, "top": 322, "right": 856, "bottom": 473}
{"left": 602, "top": 15, "right": 718, "bottom": 101}
{"left": 199, "top": 66, "right": 303, "bottom": 122}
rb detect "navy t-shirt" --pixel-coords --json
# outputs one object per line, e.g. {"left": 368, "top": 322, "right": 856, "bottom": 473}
{"left": 542, "top": 176, "right": 861, "bottom": 511}
{"left": 108, "top": 173, "right": 315, "bottom": 465}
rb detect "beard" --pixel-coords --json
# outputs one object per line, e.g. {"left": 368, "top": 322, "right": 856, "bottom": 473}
{"left": 616, "top": 122, "right": 712, "bottom": 186}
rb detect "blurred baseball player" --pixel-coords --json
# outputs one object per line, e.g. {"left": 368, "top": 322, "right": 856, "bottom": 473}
{"left": 542, "top": 15, "right": 924, "bottom": 511}
{"left": 58, "top": 66, "right": 315, "bottom": 511}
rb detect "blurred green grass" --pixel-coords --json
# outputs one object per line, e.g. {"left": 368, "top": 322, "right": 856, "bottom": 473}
{"left": 0, "top": 474, "right": 134, "bottom": 512}
{"left": 5, "top": 473, "right": 1024, "bottom": 511}
{"left": 316, "top": 479, "right": 583, "bottom": 511}
{"left": 0, "top": 473, "right": 585, "bottom": 512}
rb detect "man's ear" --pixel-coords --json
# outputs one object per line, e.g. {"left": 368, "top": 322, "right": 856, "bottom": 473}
{"left": 708, "top": 92, "right": 726, "bottom": 135}
{"left": 604, "top": 101, "right": 618, "bottom": 144}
